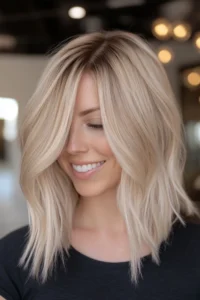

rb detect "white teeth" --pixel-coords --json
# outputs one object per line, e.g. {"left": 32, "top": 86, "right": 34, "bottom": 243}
{"left": 72, "top": 161, "right": 105, "bottom": 173}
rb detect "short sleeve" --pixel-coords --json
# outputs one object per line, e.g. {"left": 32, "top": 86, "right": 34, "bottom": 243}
{"left": 0, "top": 227, "right": 29, "bottom": 300}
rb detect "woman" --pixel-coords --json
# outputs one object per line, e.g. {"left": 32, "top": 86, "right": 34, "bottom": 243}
{"left": 0, "top": 30, "right": 200, "bottom": 300}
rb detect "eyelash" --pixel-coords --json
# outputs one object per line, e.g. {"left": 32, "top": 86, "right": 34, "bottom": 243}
{"left": 88, "top": 124, "right": 103, "bottom": 129}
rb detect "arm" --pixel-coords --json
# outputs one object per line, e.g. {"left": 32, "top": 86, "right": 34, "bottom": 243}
{"left": 0, "top": 297, "right": 6, "bottom": 300}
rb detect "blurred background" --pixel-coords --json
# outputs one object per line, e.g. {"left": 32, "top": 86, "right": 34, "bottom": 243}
{"left": 0, "top": 0, "right": 199, "bottom": 238}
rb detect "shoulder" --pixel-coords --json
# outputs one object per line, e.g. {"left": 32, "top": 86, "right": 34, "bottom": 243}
{"left": 0, "top": 225, "right": 29, "bottom": 262}
{"left": 172, "top": 220, "right": 200, "bottom": 240}
{"left": 0, "top": 226, "right": 29, "bottom": 300}
{"left": 0, "top": 225, "right": 29, "bottom": 248}
{"left": 167, "top": 220, "right": 200, "bottom": 258}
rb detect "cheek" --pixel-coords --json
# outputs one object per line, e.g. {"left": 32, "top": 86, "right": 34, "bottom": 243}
{"left": 99, "top": 139, "right": 121, "bottom": 172}
{"left": 96, "top": 138, "right": 113, "bottom": 157}
{"left": 57, "top": 153, "right": 69, "bottom": 174}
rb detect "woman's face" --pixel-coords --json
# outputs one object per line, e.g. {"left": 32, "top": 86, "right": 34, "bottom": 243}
{"left": 57, "top": 73, "right": 121, "bottom": 198}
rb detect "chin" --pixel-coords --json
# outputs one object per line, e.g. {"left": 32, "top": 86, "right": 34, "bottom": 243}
{"left": 73, "top": 183, "right": 108, "bottom": 198}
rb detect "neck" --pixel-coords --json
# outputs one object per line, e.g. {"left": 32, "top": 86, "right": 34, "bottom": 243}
{"left": 73, "top": 189, "right": 127, "bottom": 234}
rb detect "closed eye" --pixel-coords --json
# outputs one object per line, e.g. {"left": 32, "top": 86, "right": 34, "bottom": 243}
{"left": 88, "top": 124, "right": 103, "bottom": 129}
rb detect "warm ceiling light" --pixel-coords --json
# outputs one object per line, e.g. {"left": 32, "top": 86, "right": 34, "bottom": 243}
{"left": 152, "top": 18, "right": 172, "bottom": 40}
{"left": 194, "top": 32, "right": 200, "bottom": 50}
{"left": 187, "top": 71, "right": 200, "bottom": 86}
{"left": 157, "top": 48, "right": 173, "bottom": 64}
{"left": 172, "top": 22, "right": 191, "bottom": 41}
{"left": 68, "top": 6, "right": 86, "bottom": 19}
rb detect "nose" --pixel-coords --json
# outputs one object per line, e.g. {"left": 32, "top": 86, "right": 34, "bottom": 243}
{"left": 65, "top": 125, "right": 89, "bottom": 154}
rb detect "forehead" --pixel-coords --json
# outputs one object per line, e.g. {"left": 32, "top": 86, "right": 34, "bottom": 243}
{"left": 75, "top": 72, "right": 99, "bottom": 111}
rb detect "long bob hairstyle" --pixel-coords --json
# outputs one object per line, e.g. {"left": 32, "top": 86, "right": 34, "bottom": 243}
{"left": 18, "top": 30, "right": 198, "bottom": 284}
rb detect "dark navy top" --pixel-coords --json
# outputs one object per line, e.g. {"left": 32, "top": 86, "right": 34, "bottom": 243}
{"left": 0, "top": 221, "right": 200, "bottom": 300}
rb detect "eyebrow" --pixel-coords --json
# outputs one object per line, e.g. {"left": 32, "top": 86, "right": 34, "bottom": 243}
{"left": 79, "top": 107, "right": 100, "bottom": 116}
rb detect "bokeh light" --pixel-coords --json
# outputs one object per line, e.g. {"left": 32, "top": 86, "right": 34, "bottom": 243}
{"left": 157, "top": 48, "right": 173, "bottom": 64}
{"left": 172, "top": 22, "right": 191, "bottom": 41}
{"left": 152, "top": 18, "right": 172, "bottom": 40}
{"left": 68, "top": 6, "right": 86, "bottom": 19}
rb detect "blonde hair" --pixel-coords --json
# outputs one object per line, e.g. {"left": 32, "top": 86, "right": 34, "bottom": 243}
{"left": 18, "top": 30, "right": 198, "bottom": 284}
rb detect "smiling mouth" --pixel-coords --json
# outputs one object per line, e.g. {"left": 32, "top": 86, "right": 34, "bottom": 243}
{"left": 71, "top": 161, "right": 106, "bottom": 173}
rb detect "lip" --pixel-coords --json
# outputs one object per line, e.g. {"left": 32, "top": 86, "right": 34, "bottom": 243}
{"left": 70, "top": 160, "right": 105, "bottom": 166}
{"left": 70, "top": 161, "right": 106, "bottom": 180}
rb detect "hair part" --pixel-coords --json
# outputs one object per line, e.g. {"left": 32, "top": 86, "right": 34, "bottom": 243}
{"left": 18, "top": 30, "right": 199, "bottom": 284}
